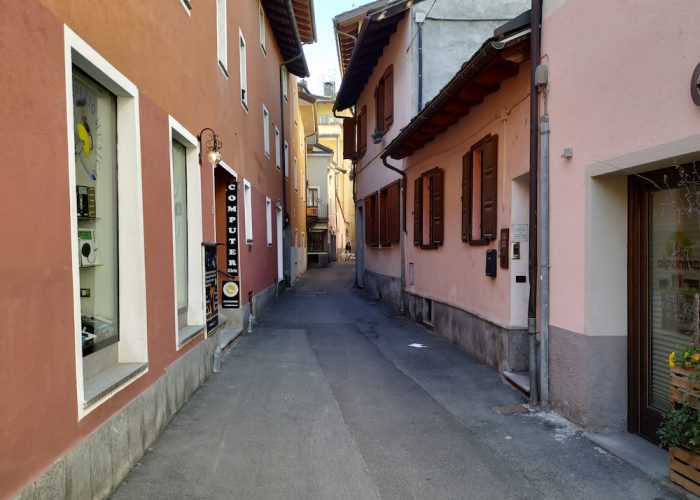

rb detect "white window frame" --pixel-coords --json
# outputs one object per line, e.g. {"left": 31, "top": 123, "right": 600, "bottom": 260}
{"left": 217, "top": 0, "right": 228, "bottom": 76}
{"left": 284, "top": 141, "right": 289, "bottom": 179}
{"left": 244, "top": 179, "right": 253, "bottom": 244}
{"left": 282, "top": 66, "right": 288, "bottom": 100}
{"left": 276, "top": 203, "right": 283, "bottom": 282}
{"left": 240, "top": 30, "right": 248, "bottom": 110}
{"left": 263, "top": 105, "right": 270, "bottom": 157}
{"left": 266, "top": 197, "right": 273, "bottom": 246}
{"left": 64, "top": 26, "right": 148, "bottom": 418}
{"left": 259, "top": 3, "right": 267, "bottom": 55}
{"left": 274, "top": 125, "right": 281, "bottom": 170}
{"left": 293, "top": 157, "right": 298, "bottom": 191}
{"left": 168, "top": 116, "right": 205, "bottom": 348}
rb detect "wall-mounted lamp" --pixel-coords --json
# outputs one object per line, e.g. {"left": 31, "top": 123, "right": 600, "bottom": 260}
{"left": 197, "top": 127, "right": 223, "bottom": 165}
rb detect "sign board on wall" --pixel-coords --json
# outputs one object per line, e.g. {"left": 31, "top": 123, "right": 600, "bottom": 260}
{"left": 203, "top": 242, "right": 219, "bottom": 333}
{"left": 222, "top": 179, "right": 241, "bottom": 308}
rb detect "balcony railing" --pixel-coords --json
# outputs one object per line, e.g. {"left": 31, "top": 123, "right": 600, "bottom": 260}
{"left": 306, "top": 202, "right": 328, "bottom": 219}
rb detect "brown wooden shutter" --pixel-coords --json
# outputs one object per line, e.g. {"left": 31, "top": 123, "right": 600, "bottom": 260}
{"left": 430, "top": 168, "right": 444, "bottom": 245}
{"left": 364, "top": 195, "right": 373, "bottom": 246}
{"left": 383, "top": 65, "right": 394, "bottom": 130}
{"left": 379, "top": 189, "right": 389, "bottom": 246}
{"left": 375, "top": 81, "right": 385, "bottom": 134}
{"left": 481, "top": 135, "right": 498, "bottom": 240}
{"left": 343, "top": 116, "right": 356, "bottom": 159}
{"left": 414, "top": 177, "right": 422, "bottom": 246}
{"left": 387, "top": 182, "right": 400, "bottom": 243}
{"left": 358, "top": 106, "right": 367, "bottom": 156}
{"left": 461, "top": 152, "right": 471, "bottom": 242}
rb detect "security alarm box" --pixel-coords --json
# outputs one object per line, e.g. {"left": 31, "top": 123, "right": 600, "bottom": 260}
{"left": 486, "top": 249, "right": 497, "bottom": 277}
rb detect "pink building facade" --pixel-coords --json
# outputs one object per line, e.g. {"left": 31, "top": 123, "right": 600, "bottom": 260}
{"left": 339, "top": 0, "right": 700, "bottom": 446}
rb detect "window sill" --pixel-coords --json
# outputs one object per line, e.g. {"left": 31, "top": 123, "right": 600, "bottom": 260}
{"left": 177, "top": 324, "right": 205, "bottom": 348}
{"left": 83, "top": 361, "right": 148, "bottom": 409}
{"left": 419, "top": 244, "right": 439, "bottom": 250}
{"left": 468, "top": 239, "right": 491, "bottom": 246}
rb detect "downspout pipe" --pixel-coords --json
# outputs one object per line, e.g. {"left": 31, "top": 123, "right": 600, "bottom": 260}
{"left": 416, "top": 15, "right": 424, "bottom": 112}
{"left": 527, "top": 0, "right": 542, "bottom": 406}
{"left": 382, "top": 156, "right": 407, "bottom": 313}
{"left": 539, "top": 114, "right": 550, "bottom": 405}
{"left": 280, "top": 52, "right": 304, "bottom": 287}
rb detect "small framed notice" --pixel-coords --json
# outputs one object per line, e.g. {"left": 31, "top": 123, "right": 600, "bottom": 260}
{"left": 512, "top": 224, "right": 528, "bottom": 242}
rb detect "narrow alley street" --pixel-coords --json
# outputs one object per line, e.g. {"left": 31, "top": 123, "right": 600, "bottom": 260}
{"left": 112, "top": 263, "right": 679, "bottom": 500}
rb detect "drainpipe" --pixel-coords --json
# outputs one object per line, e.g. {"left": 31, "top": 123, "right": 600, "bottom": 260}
{"left": 539, "top": 114, "right": 550, "bottom": 405}
{"left": 415, "top": 12, "right": 426, "bottom": 112}
{"left": 382, "top": 157, "right": 407, "bottom": 313}
{"left": 280, "top": 52, "right": 304, "bottom": 287}
{"left": 528, "top": 0, "right": 542, "bottom": 406}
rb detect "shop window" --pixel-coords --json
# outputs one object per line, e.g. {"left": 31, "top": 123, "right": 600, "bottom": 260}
{"left": 66, "top": 27, "right": 148, "bottom": 415}
{"left": 216, "top": 0, "right": 228, "bottom": 76}
{"left": 263, "top": 105, "right": 270, "bottom": 157}
{"left": 364, "top": 193, "right": 378, "bottom": 246}
{"left": 266, "top": 197, "right": 272, "bottom": 246}
{"left": 259, "top": 3, "right": 266, "bottom": 54}
{"left": 414, "top": 168, "right": 444, "bottom": 248}
{"left": 274, "top": 125, "right": 281, "bottom": 169}
{"left": 373, "top": 65, "right": 394, "bottom": 140}
{"left": 169, "top": 117, "right": 205, "bottom": 346}
{"left": 379, "top": 182, "right": 400, "bottom": 246}
{"left": 73, "top": 71, "right": 119, "bottom": 357}
{"left": 244, "top": 179, "right": 253, "bottom": 244}
{"left": 240, "top": 31, "right": 248, "bottom": 109}
{"left": 462, "top": 135, "right": 498, "bottom": 244}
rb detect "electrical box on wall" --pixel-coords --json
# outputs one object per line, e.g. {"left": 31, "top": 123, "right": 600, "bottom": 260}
{"left": 485, "top": 249, "right": 497, "bottom": 277}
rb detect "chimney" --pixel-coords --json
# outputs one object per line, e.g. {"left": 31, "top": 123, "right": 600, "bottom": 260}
{"left": 323, "top": 81, "right": 335, "bottom": 97}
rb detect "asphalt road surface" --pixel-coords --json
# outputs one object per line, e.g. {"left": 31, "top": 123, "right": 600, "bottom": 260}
{"left": 112, "top": 263, "right": 681, "bottom": 500}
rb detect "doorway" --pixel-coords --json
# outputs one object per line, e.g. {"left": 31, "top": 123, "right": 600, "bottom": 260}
{"left": 629, "top": 163, "right": 700, "bottom": 441}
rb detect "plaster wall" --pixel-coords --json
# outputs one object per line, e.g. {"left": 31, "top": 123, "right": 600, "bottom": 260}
{"left": 0, "top": 0, "right": 302, "bottom": 496}
{"left": 403, "top": 65, "right": 531, "bottom": 328}
{"left": 353, "top": 15, "right": 413, "bottom": 279}
{"left": 542, "top": 0, "right": 700, "bottom": 338}
{"left": 413, "top": 0, "right": 530, "bottom": 107}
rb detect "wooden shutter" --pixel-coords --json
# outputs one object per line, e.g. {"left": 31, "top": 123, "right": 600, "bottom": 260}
{"left": 358, "top": 106, "right": 367, "bottom": 156}
{"left": 383, "top": 65, "right": 394, "bottom": 130}
{"left": 481, "top": 135, "right": 498, "bottom": 240}
{"left": 387, "top": 182, "right": 400, "bottom": 244}
{"left": 375, "top": 81, "right": 385, "bottom": 134}
{"left": 343, "top": 116, "right": 356, "bottom": 159}
{"left": 430, "top": 168, "right": 444, "bottom": 245}
{"left": 379, "top": 189, "right": 389, "bottom": 245}
{"left": 364, "top": 195, "right": 372, "bottom": 246}
{"left": 461, "top": 152, "right": 471, "bottom": 242}
{"left": 414, "top": 177, "right": 422, "bottom": 246}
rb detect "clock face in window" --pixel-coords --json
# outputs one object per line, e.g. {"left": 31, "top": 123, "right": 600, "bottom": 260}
{"left": 73, "top": 81, "right": 103, "bottom": 181}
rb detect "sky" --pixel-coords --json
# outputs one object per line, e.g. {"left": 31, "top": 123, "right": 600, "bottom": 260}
{"left": 303, "top": 0, "right": 375, "bottom": 96}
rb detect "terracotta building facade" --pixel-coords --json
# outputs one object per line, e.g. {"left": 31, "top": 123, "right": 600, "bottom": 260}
{"left": 0, "top": 1, "right": 314, "bottom": 497}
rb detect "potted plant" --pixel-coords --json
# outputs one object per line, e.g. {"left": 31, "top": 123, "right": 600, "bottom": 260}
{"left": 659, "top": 293, "right": 700, "bottom": 495}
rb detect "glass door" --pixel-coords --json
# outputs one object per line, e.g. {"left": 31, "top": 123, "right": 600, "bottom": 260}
{"left": 630, "top": 164, "right": 700, "bottom": 441}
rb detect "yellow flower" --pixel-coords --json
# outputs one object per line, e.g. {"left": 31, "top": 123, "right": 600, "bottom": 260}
{"left": 669, "top": 352, "right": 677, "bottom": 367}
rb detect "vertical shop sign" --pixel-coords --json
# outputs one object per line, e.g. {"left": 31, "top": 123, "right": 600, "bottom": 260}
{"left": 203, "top": 242, "right": 219, "bottom": 332}
{"left": 222, "top": 179, "right": 241, "bottom": 308}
